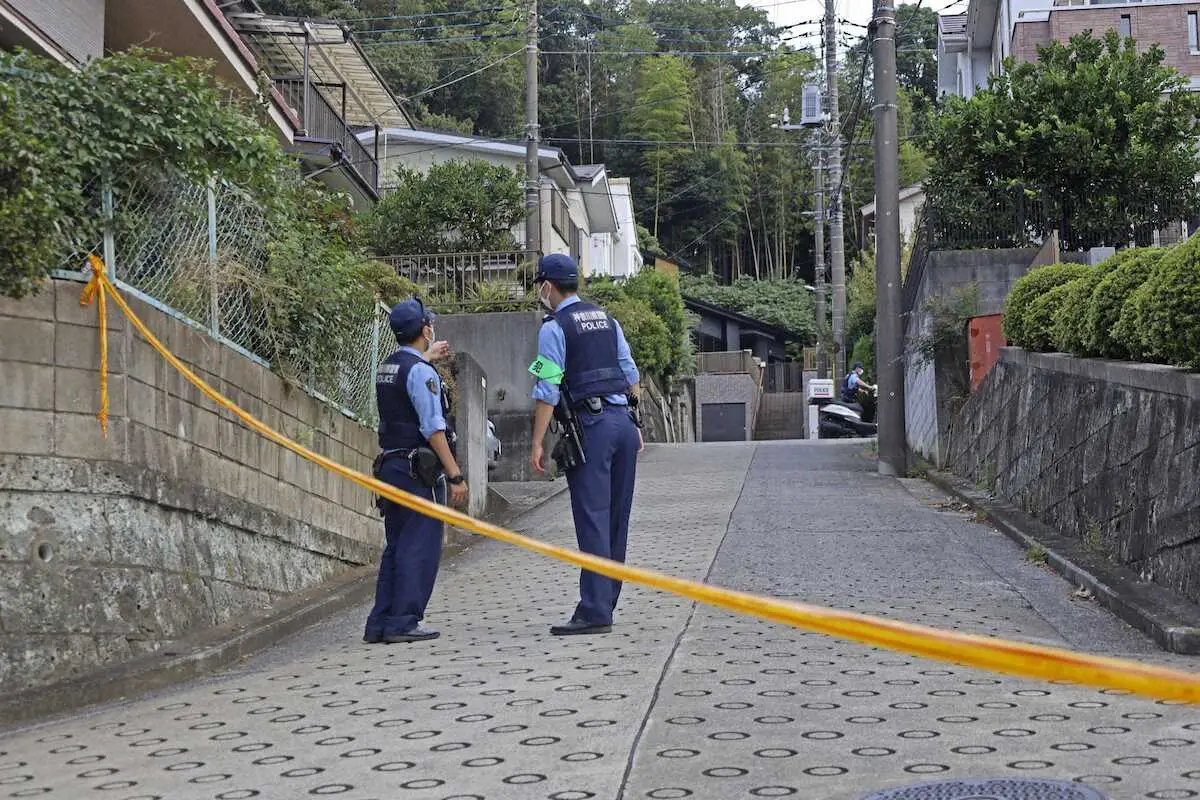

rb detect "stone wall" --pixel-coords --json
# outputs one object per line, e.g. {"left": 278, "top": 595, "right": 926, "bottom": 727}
{"left": 0, "top": 279, "right": 382, "bottom": 694}
{"left": 904, "top": 247, "right": 1043, "bottom": 464}
{"left": 950, "top": 349, "right": 1200, "bottom": 605}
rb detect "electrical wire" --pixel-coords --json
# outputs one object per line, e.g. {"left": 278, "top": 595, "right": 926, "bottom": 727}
{"left": 399, "top": 47, "right": 524, "bottom": 102}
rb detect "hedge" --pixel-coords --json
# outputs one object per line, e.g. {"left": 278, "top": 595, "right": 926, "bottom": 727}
{"left": 1002, "top": 263, "right": 1091, "bottom": 349}
{"left": 1003, "top": 242, "right": 1200, "bottom": 369}
{"left": 1119, "top": 236, "right": 1200, "bottom": 368}
{"left": 1024, "top": 282, "right": 1077, "bottom": 353}
{"left": 1051, "top": 265, "right": 1101, "bottom": 355}
{"left": 1087, "top": 247, "right": 1166, "bottom": 359}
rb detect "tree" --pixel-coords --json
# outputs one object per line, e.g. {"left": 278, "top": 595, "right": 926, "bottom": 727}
{"left": 365, "top": 160, "right": 526, "bottom": 255}
{"left": 0, "top": 48, "right": 290, "bottom": 298}
{"left": 924, "top": 30, "right": 1200, "bottom": 250}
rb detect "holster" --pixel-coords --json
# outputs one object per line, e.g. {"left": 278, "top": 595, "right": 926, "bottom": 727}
{"left": 372, "top": 447, "right": 442, "bottom": 517}
{"left": 408, "top": 447, "right": 443, "bottom": 488}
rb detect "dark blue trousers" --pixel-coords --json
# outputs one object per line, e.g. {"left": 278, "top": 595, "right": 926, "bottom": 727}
{"left": 566, "top": 405, "right": 640, "bottom": 625}
{"left": 365, "top": 459, "right": 444, "bottom": 638}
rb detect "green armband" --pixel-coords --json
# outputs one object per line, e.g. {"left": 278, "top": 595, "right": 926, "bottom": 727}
{"left": 528, "top": 355, "right": 564, "bottom": 385}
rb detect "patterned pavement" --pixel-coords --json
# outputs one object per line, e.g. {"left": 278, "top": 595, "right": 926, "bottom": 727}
{"left": 1, "top": 441, "right": 1197, "bottom": 800}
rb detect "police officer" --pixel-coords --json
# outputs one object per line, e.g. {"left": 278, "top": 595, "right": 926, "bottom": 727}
{"left": 841, "top": 361, "right": 877, "bottom": 411}
{"left": 364, "top": 298, "right": 468, "bottom": 644}
{"left": 528, "top": 254, "right": 643, "bottom": 636}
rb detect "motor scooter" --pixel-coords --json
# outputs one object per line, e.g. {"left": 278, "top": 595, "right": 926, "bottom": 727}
{"left": 815, "top": 388, "right": 878, "bottom": 439}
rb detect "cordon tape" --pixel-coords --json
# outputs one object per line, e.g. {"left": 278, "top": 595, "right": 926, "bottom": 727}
{"left": 79, "top": 255, "right": 1200, "bottom": 704}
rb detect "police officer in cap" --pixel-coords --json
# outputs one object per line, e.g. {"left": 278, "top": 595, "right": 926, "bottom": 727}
{"left": 529, "top": 253, "right": 643, "bottom": 636}
{"left": 364, "top": 298, "right": 468, "bottom": 644}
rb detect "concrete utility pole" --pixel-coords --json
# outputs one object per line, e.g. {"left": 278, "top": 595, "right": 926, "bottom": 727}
{"left": 524, "top": 0, "right": 541, "bottom": 256}
{"left": 872, "top": 0, "right": 907, "bottom": 477}
{"left": 824, "top": 0, "right": 847, "bottom": 381}
{"left": 813, "top": 142, "right": 828, "bottom": 379}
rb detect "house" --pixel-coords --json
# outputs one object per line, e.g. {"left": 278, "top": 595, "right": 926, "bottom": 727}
{"left": 588, "top": 178, "right": 644, "bottom": 280}
{"left": 361, "top": 127, "right": 629, "bottom": 276}
{"left": 685, "top": 297, "right": 793, "bottom": 363}
{"left": 0, "top": 0, "right": 412, "bottom": 205}
{"left": 859, "top": 183, "right": 926, "bottom": 247}
{"left": 938, "top": 0, "right": 1200, "bottom": 99}
{"left": 1012, "top": 1, "right": 1200, "bottom": 92}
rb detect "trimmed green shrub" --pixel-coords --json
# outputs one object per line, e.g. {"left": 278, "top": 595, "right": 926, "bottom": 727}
{"left": 1086, "top": 247, "right": 1166, "bottom": 359}
{"left": 1024, "top": 282, "right": 1076, "bottom": 352}
{"left": 1120, "top": 235, "right": 1200, "bottom": 368}
{"left": 1003, "top": 263, "right": 1091, "bottom": 349}
{"left": 1050, "top": 267, "right": 1101, "bottom": 355}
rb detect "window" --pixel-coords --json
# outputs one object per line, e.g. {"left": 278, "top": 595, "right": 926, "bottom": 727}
{"left": 1118, "top": 14, "right": 1131, "bottom": 39}
{"left": 551, "top": 189, "right": 569, "bottom": 237}
{"left": 1190, "top": 12, "right": 1199, "bottom": 53}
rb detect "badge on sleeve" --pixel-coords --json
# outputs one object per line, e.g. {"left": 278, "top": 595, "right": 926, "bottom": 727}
{"left": 425, "top": 377, "right": 439, "bottom": 394}
{"left": 528, "top": 355, "right": 564, "bottom": 385}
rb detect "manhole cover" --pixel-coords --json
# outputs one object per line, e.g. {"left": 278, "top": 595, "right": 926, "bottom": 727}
{"left": 862, "top": 778, "right": 1108, "bottom": 800}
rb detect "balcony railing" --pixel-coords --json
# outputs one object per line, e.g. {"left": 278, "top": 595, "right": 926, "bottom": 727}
{"left": 377, "top": 250, "right": 540, "bottom": 310}
{"left": 275, "top": 78, "right": 378, "bottom": 194}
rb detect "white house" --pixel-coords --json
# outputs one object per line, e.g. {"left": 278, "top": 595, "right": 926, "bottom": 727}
{"left": 361, "top": 128, "right": 637, "bottom": 276}
{"left": 588, "top": 178, "right": 644, "bottom": 279}
{"left": 937, "top": 0, "right": 1045, "bottom": 98}
{"left": 859, "top": 184, "right": 926, "bottom": 246}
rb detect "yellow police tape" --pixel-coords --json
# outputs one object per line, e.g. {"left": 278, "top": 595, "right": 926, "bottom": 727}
{"left": 79, "top": 256, "right": 1200, "bottom": 704}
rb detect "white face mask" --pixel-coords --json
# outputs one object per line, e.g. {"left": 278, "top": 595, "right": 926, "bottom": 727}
{"left": 537, "top": 282, "right": 554, "bottom": 310}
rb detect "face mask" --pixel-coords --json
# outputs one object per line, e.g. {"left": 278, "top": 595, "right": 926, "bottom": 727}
{"left": 537, "top": 282, "right": 553, "bottom": 310}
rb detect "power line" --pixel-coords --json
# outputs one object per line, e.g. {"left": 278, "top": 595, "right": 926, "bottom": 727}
{"left": 401, "top": 47, "right": 524, "bottom": 101}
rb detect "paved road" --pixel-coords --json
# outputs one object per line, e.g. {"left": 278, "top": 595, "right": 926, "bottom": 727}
{"left": 2, "top": 441, "right": 1197, "bottom": 800}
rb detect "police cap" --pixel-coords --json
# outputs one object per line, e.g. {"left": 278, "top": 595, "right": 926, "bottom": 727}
{"left": 533, "top": 253, "right": 578, "bottom": 284}
{"left": 388, "top": 298, "right": 435, "bottom": 341}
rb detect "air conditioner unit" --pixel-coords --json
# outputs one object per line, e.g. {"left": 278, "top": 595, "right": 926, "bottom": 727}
{"left": 800, "top": 84, "right": 823, "bottom": 127}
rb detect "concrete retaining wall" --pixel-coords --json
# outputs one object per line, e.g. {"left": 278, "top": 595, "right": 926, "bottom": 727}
{"left": 904, "top": 247, "right": 1041, "bottom": 464}
{"left": 0, "top": 280, "right": 383, "bottom": 694}
{"left": 950, "top": 349, "right": 1200, "bottom": 605}
{"left": 436, "top": 311, "right": 543, "bottom": 481}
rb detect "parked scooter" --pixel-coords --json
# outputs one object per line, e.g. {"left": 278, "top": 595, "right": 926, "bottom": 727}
{"left": 815, "top": 386, "right": 878, "bottom": 439}
{"left": 818, "top": 400, "right": 878, "bottom": 438}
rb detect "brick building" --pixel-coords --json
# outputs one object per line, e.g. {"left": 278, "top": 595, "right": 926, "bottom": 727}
{"left": 939, "top": 0, "right": 1200, "bottom": 97}
{"left": 1013, "top": 0, "right": 1200, "bottom": 89}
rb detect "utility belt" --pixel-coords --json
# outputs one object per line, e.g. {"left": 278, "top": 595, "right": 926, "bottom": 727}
{"left": 371, "top": 447, "right": 443, "bottom": 516}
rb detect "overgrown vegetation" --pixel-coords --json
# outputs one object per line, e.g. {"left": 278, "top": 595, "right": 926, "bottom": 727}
{"left": 680, "top": 274, "right": 817, "bottom": 344}
{"left": 584, "top": 269, "right": 694, "bottom": 384}
{"left": 913, "top": 283, "right": 980, "bottom": 416}
{"left": 0, "top": 48, "right": 290, "bottom": 298}
{"left": 0, "top": 49, "right": 407, "bottom": 388}
{"left": 1004, "top": 240, "right": 1200, "bottom": 369}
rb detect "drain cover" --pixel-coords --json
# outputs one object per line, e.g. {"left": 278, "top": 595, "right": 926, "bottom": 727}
{"left": 862, "top": 778, "right": 1109, "bottom": 800}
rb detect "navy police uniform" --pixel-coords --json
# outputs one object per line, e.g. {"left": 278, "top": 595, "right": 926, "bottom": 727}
{"left": 531, "top": 254, "right": 641, "bottom": 634}
{"left": 364, "top": 299, "right": 451, "bottom": 644}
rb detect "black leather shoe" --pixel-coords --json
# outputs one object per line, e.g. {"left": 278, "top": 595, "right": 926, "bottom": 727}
{"left": 383, "top": 626, "right": 440, "bottom": 643}
{"left": 363, "top": 633, "right": 383, "bottom": 644}
{"left": 551, "top": 620, "right": 612, "bottom": 636}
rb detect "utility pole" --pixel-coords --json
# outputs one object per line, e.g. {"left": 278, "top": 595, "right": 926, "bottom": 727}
{"left": 824, "top": 0, "right": 847, "bottom": 381}
{"left": 812, "top": 142, "right": 828, "bottom": 379}
{"left": 872, "top": 0, "right": 907, "bottom": 477}
{"left": 524, "top": 0, "right": 541, "bottom": 256}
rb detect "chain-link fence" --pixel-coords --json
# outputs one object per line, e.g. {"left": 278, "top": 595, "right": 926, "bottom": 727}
{"left": 75, "top": 172, "right": 390, "bottom": 427}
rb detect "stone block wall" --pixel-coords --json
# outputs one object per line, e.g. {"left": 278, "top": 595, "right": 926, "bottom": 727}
{"left": 950, "top": 349, "right": 1200, "bottom": 605}
{"left": 695, "top": 372, "right": 761, "bottom": 442}
{"left": 1, "top": 279, "right": 382, "bottom": 694}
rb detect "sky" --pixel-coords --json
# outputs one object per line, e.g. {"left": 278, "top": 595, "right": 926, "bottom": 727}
{"left": 741, "top": 0, "right": 970, "bottom": 48}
